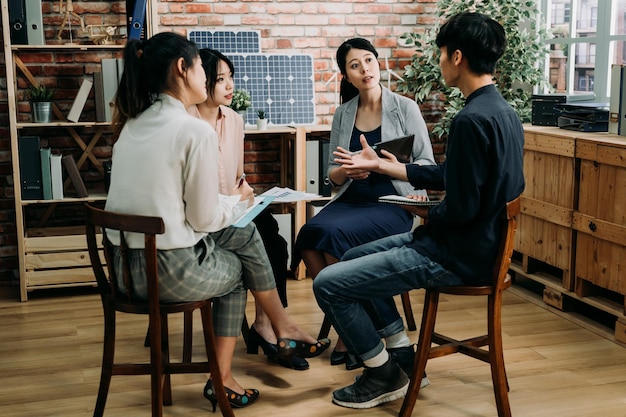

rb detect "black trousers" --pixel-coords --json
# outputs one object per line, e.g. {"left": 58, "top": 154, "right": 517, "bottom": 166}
{"left": 253, "top": 208, "right": 289, "bottom": 307}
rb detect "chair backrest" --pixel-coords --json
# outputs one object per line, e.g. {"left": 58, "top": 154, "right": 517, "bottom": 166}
{"left": 492, "top": 196, "right": 521, "bottom": 290}
{"left": 85, "top": 203, "right": 165, "bottom": 308}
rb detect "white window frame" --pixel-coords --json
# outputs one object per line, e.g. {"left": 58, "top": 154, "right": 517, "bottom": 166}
{"left": 539, "top": 0, "right": 626, "bottom": 102}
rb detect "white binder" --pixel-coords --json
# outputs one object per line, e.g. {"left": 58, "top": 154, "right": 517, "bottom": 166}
{"left": 609, "top": 64, "right": 626, "bottom": 136}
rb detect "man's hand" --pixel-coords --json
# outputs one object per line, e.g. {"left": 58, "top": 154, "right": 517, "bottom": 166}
{"left": 333, "top": 134, "right": 399, "bottom": 176}
{"left": 399, "top": 194, "right": 430, "bottom": 218}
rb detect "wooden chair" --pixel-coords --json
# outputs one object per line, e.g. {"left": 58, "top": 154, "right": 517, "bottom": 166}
{"left": 399, "top": 196, "right": 521, "bottom": 417}
{"left": 85, "top": 204, "right": 234, "bottom": 417}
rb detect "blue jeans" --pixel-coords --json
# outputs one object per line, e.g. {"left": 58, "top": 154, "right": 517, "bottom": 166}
{"left": 313, "top": 231, "right": 463, "bottom": 362}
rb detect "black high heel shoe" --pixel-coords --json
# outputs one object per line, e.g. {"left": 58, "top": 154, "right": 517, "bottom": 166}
{"left": 247, "top": 326, "right": 309, "bottom": 370}
{"left": 203, "top": 379, "right": 259, "bottom": 412}
{"left": 277, "top": 337, "right": 331, "bottom": 359}
{"left": 247, "top": 326, "right": 279, "bottom": 357}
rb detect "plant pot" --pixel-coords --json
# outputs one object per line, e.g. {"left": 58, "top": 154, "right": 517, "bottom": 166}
{"left": 256, "top": 118, "right": 268, "bottom": 130}
{"left": 32, "top": 102, "right": 52, "bottom": 123}
{"left": 237, "top": 110, "right": 247, "bottom": 123}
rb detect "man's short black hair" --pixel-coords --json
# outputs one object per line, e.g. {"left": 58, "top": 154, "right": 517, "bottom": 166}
{"left": 436, "top": 12, "right": 506, "bottom": 75}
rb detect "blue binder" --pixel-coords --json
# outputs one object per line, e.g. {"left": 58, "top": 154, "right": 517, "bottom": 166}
{"left": 128, "top": 0, "right": 147, "bottom": 41}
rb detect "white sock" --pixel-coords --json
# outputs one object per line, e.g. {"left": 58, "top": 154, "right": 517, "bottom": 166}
{"left": 363, "top": 349, "right": 389, "bottom": 368}
{"left": 385, "top": 331, "right": 410, "bottom": 349}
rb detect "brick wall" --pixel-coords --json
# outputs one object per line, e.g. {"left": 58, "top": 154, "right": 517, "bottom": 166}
{"left": 0, "top": 0, "right": 445, "bottom": 288}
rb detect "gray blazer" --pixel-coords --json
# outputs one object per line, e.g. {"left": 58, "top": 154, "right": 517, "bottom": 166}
{"left": 326, "top": 86, "right": 435, "bottom": 201}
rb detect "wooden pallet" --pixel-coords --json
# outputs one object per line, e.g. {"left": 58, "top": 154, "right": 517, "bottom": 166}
{"left": 510, "top": 255, "right": 626, "bottom": 345}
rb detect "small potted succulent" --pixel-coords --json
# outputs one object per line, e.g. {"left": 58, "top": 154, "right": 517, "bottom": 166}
{"left": 27, "top": 84, "right": 56, "bottom": 123}
{"left": 256, "top": 109, "right": 268, "bottom": 130}
{"left": 230, "top": 88, "right": 251, "bottom": 121}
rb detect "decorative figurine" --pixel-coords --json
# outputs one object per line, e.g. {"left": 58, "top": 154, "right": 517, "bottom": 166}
{"left": 56, "top": 0, "right": 86, "bottom": 43}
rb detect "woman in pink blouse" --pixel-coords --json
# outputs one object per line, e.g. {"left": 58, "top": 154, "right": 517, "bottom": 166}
{"left": 190, "top": 48, "right": 309, "bottom": 371}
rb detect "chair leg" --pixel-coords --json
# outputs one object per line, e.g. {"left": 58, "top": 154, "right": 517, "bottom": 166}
{"left": 401, "top": 292, "right": 417, "bottom": 331}
{"left": 399, "top": 290, "right": 439, "bottom": 417}
{"left": 199, "top": 304, "right": 235, "bottom": 417}
{"left": 183, "top": 310, "right": 194, "bottom": 363}
{"left": 93, "top": 308, "right": 116, "bottom": 417}
{"left": 148, "top": 314, "right": 164, "bottom": 417}
{"left": 318, "top": 315, "right": 332, "bottom": 340}
{"left": 488, "top": 293, "right": 512, "bottom": 417}
{"left": 161, "top": 315, "right": 173, "bottom": 406}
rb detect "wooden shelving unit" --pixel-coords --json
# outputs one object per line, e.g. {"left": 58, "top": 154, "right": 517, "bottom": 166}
{"left": 1, "top": 3, "right": 130, "bottom": 301}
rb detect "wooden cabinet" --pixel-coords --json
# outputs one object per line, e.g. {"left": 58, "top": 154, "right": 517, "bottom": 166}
{"left": 515, "top": 127, "right": 577, "bottom": 289}
{"left": 573, "top": 135, "right": 626, "bottom": 300}
{"left": 243, "top": 125, "right": 331, "bottom": 280}
{"left": 514, "top": 125, "right": 626, "bottom": 343}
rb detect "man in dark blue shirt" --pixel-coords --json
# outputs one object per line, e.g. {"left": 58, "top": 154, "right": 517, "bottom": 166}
{"left": 313, "top": 11, "right": 525, "bottom": 410}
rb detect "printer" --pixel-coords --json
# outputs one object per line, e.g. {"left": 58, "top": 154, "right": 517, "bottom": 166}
{"left": 554, "top": 102, "right": 609, "bottom": 132}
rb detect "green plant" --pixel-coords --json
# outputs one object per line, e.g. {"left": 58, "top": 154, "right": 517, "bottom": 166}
{"left": 27, "top": 84, "right": 56, "bottom": 102}
{"left": 256, "top": 109, "right": 266, "bottom": 119}
{"left": 397, "top": 0, "right": 551, "bottom": 139}
{"left": 230, "top": 88, "right": 251, "bottom": 112}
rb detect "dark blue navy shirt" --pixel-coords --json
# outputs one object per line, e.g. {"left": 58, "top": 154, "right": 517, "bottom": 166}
{"left": 406, "top": 84, "right": 525, "bottom": 284}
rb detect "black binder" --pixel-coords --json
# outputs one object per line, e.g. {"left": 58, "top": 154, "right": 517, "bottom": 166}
{"left": 18, "top": 136, "right": 43, "bottom": 200}
{"left": 8, "top": 0, "right": 28, "bottom": 45}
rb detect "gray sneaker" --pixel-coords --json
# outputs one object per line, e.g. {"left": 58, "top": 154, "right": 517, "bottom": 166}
{"left": 332, "top": 360, "right": 409, "bottom": 409}
{"left": 388, "top": 345, "right": 430, "bottom": 388}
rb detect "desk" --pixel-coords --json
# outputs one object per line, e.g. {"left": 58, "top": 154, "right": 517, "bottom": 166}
{"left": 244, "top": 125, "right": 331, "bottom": 279}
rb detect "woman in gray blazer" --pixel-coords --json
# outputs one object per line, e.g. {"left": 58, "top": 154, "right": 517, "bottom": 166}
{"left": 293, "top": 38, "right": 435, "bottom": 368}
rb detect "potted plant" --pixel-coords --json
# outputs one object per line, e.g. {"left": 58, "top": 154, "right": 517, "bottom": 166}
{"left": 27, "top": 84, "right": 56, "bottom": 123}
{"left": 397, "top": 0, "right": 551, "bottom": 139}
{"left": 256, "top": 109, "right": 268, "bottom": 130}
{"left": 230, "top": 88, "right": 251, "bottom": 121}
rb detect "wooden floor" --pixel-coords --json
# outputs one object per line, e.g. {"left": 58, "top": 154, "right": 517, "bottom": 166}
{"left": 1, "top": 279, "right": 625, "bottom": 417}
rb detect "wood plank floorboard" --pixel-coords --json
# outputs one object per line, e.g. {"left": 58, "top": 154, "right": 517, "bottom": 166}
{"left": 0, "top": 279, "right": 625, "bottom": 417}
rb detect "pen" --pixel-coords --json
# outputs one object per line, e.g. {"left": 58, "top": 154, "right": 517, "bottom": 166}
{"left": 237, "top": 173, "right": 246, "bottom": 188}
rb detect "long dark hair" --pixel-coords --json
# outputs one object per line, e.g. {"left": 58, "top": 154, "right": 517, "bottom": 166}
{"left": 198, "top": 48, "right": 235, "bottom": 101}
{"left": 112, "top": 32, "right": 199, "bottom": 138}
{"left": 336, "top": 37, "right": 379, "bottom": 103}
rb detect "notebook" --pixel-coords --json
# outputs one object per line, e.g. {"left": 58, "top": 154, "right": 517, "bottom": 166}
{"left": 371, "top": 134, "right": 414, "bottom": 163}
{"left": 378, "top": 195, "right": 441, "bottom": 207}
{"left": 231, "top": 195, "right": 276, "bottom": 228}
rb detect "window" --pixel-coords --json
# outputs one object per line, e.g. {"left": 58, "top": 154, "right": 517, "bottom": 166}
{"left": 540, "top": 0, "right": 626, "bottom": 102}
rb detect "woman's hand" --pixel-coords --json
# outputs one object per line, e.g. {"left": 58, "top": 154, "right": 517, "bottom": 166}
{"left": 334, "top": 134, "right": 399, "bottom": 175}
{"left": 231, "top": 180, "right": 254, "bottom": 207}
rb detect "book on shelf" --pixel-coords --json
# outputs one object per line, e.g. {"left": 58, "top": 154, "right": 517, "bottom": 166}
{"left": 61, "top": 155, "right": 88, "bottom": 198}
{"left": 93, "top": 71, "right": 106, "bottom": 122}
{"left": 39, "top": 147, "right": 52, "bottom": 200}
{"left": 67, "top": 76, "right": 93, "bottom": 122}
{"left": 50, "top": 153, "right": 64, "bottom": 200}
{"left": 101, "top": 58, "right": 124, "bottom": 122}
{"left": 17, "top": 136, "right": 43, "bottom": 200}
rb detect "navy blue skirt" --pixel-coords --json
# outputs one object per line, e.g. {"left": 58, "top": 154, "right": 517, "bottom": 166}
{"left": 294, "top": 200, "right": 414, "bottom": 262}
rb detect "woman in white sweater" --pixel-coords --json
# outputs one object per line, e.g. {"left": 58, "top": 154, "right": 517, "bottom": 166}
{"left": 106, "top": 32, "right": 329, "bottom": 410}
